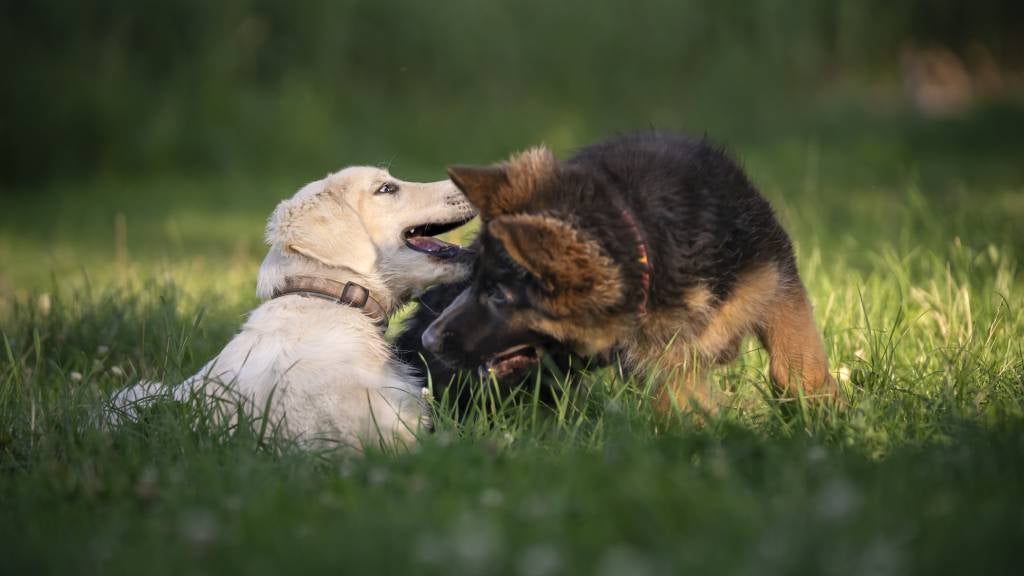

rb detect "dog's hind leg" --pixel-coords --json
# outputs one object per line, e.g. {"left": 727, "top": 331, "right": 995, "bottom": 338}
{"left": 755, "top": 284, "right": 839, "bottom": 403}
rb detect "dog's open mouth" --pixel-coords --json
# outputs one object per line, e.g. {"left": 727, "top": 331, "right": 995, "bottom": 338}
{"left": 483, "top": 344, "right": 542, "bottom": 379}
{"left": 404, "top": 216, "right": 474, "bottom": 259}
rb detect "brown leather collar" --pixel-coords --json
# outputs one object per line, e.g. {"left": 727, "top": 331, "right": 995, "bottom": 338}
{"left": 272, "top": 276, "right": 388, "bottom": 330}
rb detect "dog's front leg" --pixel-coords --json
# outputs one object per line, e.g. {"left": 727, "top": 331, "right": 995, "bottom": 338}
{"left": 755, "top": 285, "right": 841, "bottom": 405}
{"left": 647, "top": 352, "right": 724, "bottom": 418}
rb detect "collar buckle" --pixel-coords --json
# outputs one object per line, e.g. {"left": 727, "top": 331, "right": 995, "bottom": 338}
{"left": 340, "top": 282, "right": 369, "bottom": 308}
{"left": 273, "top": 276, "right": 389, "bottom": 331}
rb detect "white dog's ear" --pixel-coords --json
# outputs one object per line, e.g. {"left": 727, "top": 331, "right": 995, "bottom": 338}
{"left": 267, "top": 188, "right": 377, "bottom": 274}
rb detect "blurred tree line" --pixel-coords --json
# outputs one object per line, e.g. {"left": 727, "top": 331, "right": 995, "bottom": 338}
{"left": 2, "top": 0, "right": 1022, "bottom": 187}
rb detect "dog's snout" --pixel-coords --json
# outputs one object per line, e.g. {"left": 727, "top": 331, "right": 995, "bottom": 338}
{"left": 421, "top": 323, "right": 450, "bottom": 355}
{"left": 446, "top": 195, "right": 477, "bottom": 213}
{"left": 422, "top": 287, "right": 472, "bottom": 356}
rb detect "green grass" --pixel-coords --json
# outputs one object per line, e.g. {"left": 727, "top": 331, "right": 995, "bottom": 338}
{"left": 2, "top": 125, "right": 1023, "bottom": 574}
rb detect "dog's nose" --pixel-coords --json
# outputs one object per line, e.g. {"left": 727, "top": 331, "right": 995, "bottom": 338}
{"left": 421, "top": 324, "right": 449, "bottom": 354}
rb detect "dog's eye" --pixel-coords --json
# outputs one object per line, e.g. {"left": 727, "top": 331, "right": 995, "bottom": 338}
{"left": 376, "top": 182, "right": 399, "bottom": 195}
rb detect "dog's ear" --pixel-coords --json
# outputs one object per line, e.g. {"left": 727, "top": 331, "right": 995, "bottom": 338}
{"left": 488, "top": 213, "right": 622, "bottom": 314}
{"left": 448, "top": 146, "right": 557, "bottom": 219}
{"left": 266, "top": 187, "right": 376, "bottom": 274}
{"left": 446, "top": 165, "right": 509, "bottom": 219}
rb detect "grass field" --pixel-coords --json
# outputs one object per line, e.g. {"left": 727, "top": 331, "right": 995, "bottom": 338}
{"left": 2, "top": 117, "right": 1023, "bottom": 574}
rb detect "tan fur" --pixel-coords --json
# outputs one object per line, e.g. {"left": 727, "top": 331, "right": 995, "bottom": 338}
{"left": 755, "top": 285, "right": 838, "bottom": 400}
{"left": 448, "top": 146, "right": 558, "bottom": 218}
{"left": 625, "top": 318, "right": 716, "bottom": 415}
{"left": 506, "top": 252, "right": 837, "bottom": 412}
{"left": 653, "top": 359, "right": 722, "bottom": 415}
{"left": 619, "top": 263, "right": 836, "bottom": 414}
{"left": 271, "top": 186, "right": 377, "bottom": 274}
{"left": 684, "top": 284, "right": 715, "bottom": 312}
{"left": 502, "top": 147, "right": 558, "bottom": 208}
{"left": 628, "top": 283, "right": 720, "bottom": 362}
{"left": 489, "top": 213, "right": 624, "bottom": 315}
{"left": 695, "top": 264, "right": 781, "bottom": 359}
{"left": 529, "top": 314, "right": 630, "bottom": 357}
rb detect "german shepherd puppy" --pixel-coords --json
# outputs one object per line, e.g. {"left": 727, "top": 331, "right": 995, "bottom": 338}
{"left": 420, "top": 132, "right": 839, "bottom": 412}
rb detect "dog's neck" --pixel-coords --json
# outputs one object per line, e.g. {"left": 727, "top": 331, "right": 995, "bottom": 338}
{"left": 256, "top": 246, "right": 398, "bottom": 314}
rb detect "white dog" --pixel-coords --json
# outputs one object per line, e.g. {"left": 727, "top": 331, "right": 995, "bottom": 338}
{"left": 111, "top": 167, "right": 476, "bottom": 451}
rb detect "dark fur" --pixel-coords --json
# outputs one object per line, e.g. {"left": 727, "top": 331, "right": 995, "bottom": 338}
{"left": 583, "top": 135, "right": 797, "bottom": 306}
{"left": 394, "top": 280, "right": 470, "bottom": 390}
{"left": 395, "top": 281, "right": 607, "bottom": 411}
{"left": 421, "top": 132, "right": 838, "bottom": 410}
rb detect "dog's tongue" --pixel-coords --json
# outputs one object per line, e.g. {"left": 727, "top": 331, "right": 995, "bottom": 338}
{"left": 406, "top": 236, "right": 454, "bottom": 253}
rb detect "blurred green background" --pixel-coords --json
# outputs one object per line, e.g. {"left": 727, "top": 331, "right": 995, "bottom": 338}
{"left": 1, "top": 0, "right": 1023, "bottom": 292}
{"left": 4, "top": 0, "right": 1024, "bottom": 181}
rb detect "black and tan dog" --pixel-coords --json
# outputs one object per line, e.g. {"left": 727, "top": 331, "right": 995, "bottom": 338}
{"left": 419, "top": 132, "right": 839, "bottom": 412}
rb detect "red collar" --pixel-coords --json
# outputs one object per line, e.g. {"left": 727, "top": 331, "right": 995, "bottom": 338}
{"left": 620, "top": 208, "right": 651, "bottom": 316}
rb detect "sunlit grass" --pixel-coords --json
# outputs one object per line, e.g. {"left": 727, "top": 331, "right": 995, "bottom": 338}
{"left": 2, "top": 152, "right": 1023, "bottom": 573}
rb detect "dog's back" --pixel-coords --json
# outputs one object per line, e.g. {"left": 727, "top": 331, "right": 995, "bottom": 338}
{"left": 567, "top": 132, "right": 798, "bottom": 307}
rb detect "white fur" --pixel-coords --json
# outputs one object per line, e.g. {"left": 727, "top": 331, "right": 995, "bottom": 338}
{"left": 110, "top": 167, "right": 476, "bottom": 452}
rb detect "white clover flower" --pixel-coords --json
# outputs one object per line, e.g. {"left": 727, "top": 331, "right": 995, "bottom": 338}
{"left": 837, "top": 365, "right": 851, "bottom": 383}
{"left": 36, "top": 293, "right": 51, "bottom": 316}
